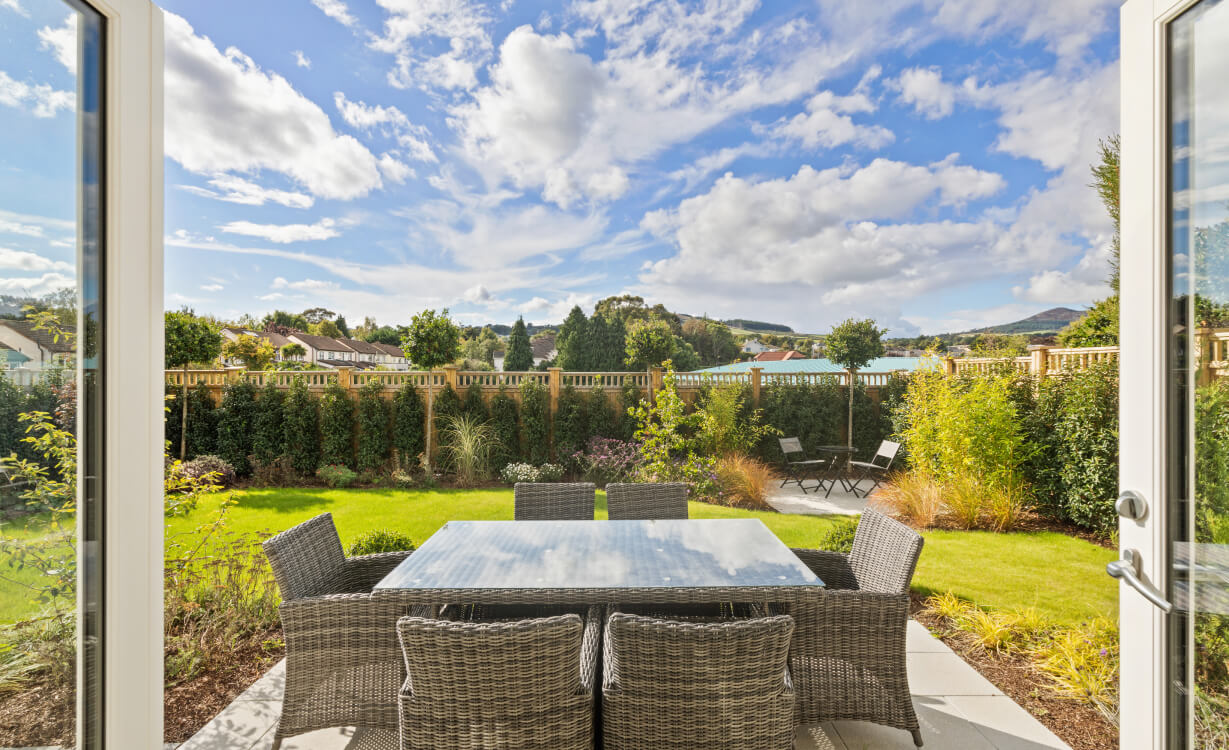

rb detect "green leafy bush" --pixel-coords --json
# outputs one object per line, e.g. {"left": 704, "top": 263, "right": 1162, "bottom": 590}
{"left": 756, "top": 380, "right": 843, "bottom": 461}
{"left": 316, "top": 463, "right": 357, "bottom": 488}
{"left": 251, "top": 381, "right": 285, "bottom": 466}
{"left": 179, "top": 454, "right": 237, "bottom": 488}
{"left": 818, "top": 517, "right": 859, "bottom": 553}
{"left": 586, "top": 384, "right": 618, "bottom": 439}
{"left": 629, "top": 369, "right": 719, "bottom": 498}
{"left": 462, "top": 382, "right": 488, "bottom": 422}
{"left": 618, "top": 382, "right": 642, "bottom": 441}
{"left": 184, "top": 381, "right": 218, "bottom": 460}
{"left": 432, "top": 385, "right": 463, "bottom": 468}
{"left": 519, "top": 379, "right": 550, "bottom": 464}
{"left": 355, "top": 380, "right": 390, "bottom": 472}
{"left": 1195, "top": 380, "right": 1229, "bottom": 542}
{"left": 488, "top": 386, "right": 520, "bottom": 470}
{"left": 215, "top": 380, "right": 259, "bottom": 475}
{"left": 318, "top": 381, "right": 355, "bottom": 469}
{"left": 553, "top": 384, "right": 587, "bottom": 459}
{"left": 346, "top": 529, "right": 415, "bottom": 555}
{"left": 392, "top": 384, "right": 425, "bottom": 469}
{"left": 695, "top": 383, "right": 777, "bottom": 456}
{"left": 282, "top": 377, "right": 319, "bottom": 475}
{"left": 1051, "top": 362, "right": 1118, "bottom": 532}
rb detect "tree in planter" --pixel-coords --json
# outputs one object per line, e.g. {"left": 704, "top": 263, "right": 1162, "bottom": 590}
{"left": 504, "top": 316, "right": 534, "bottom": 371}
{"left": 392, "top": 384, "right": 426, "bottom": 469}
{"left": 165, "top": 310, "right": 222, "bottom": 459}
{"left": 401, "top": 309, "right": 460, "bottom": 471}
{"left": 489, "top": 386, "right": 520, "bottom": 470}
{"left": 319, "top": 381, "right": 356, "bottom": 468}
{"left": 252, "top": 381, "right": 285, "bottom": 466}
{"left": 282, "top": 377, "right": 319, "bottom": 476}
{"left": 222, "top": 334, "right": 275, "bottom": 370}
{"left": 825, "top": 318, "right": 886, "bottom": 450}
{"left": 356, "top": 380, "right": 391, "bottom": 473}
{"left": 519, "top": 379, "right": 550, "bottom": 464}
{"left": 216, "top": 379, "right": 260, "bottom": 475}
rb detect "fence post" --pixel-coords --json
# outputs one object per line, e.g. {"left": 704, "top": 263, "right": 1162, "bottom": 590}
{"left": 337, "top": 366, "right": 354, "bottom": 390}
{"left": 750, "top": 367, "right": 763, "bottom": 409}
{"left": 943, "top": 357, "right": 956, "bottom": 376}
{"left": 649, "top": 367, "right": 663, "bottom": 404}
{"left": 549, "top": 367, "right": 562, "bottom": 413}
{"left": 1196, "top": 327, "right": 1212, "bottom": 386}
{"left": 443, "top": 364, "right": 458, "bottom": 392}
{"left": 1028, "top": 345, "right": 1051, "bottom": 381}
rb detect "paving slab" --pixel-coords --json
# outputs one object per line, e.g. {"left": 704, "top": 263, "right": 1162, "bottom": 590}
{"left": 766, "top": 482, "right": 870, "bottom": 515}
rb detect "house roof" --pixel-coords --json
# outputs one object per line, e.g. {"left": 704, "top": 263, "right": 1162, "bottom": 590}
{"left": 754, "top": 350, "right": 805, "bottom": 361}
{"left": 697, "top": 357, "right": 932, "bottom": 374}
{"left": 0, "top": 319, "right": 75, "bottom": 353}
{"left": 531, "top": 335, "right": 556, "bottom": 360}
{"left": 372, "top": 342, "right": 404, "bottom": 357}
{"left": 342, "top": 338, "right": 384, "bottom": 355}
{"left": 288, "top": 333, "right": 354, "bottom": 352}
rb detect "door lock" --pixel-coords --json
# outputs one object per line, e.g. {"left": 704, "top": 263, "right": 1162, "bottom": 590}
{"left": 1115, "top": 490, "right": 1148, "bottom": 521}
{"left": 1107, "top": 549, "right": 1173, "bottom": 613}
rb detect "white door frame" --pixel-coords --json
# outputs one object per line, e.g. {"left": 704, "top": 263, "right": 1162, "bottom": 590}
{"left": 75, "top": 0, "right": 165, "bottom": 747}
{"left": 1119, "top": 0, "right": 1202, "bottom": 747}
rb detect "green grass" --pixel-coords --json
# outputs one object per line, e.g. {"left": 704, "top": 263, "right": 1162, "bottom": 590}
{"left": 2, "top": 487, "right": 1119, "bottom": 627}
{"left": 0, "top": 511, "right": 73, "bottom": 623}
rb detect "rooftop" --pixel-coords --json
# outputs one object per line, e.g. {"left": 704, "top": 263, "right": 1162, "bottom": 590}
{"left": 698, "top": 357, "right": 933, "bottom": 374}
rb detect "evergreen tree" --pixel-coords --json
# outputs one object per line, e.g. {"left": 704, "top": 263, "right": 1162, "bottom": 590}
{"left": 355, "top": 380, "right": 390, "bottom": 472}
{"left": 319, "top": 381, "right": 356, "bottom": 468}
{"left": 184, "top": 381, "right": 218, "bottom": 459}
{"left": 462, "top": 382, "right": 489, "bottom": 422}
{"left": 489, "top": 386, "right": 520, "bottom": 470}
{"left": 392, "top": 384, "right": 426, "bottom": 468}
{"left": 587, "top": 384, "right": 617, "bottom": 439}
{"left": 557, "top": 306, "right": 590, "bottom": 370}
{"left": 282, "top": 377, "right": 320, "bottom": 475}
{"left": 505, "top": 317, "right": 534, "bottom": 371}
{"left": 216, "top": 379, "right": 259, "bottom": 475}
{"left": 252, "top": 381, "right": 285, "bottom": 466}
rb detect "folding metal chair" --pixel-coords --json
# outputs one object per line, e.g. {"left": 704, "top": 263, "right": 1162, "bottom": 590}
{"left": 777, "top": 437, "right": 829, "bottom": 494}
{"left": 848, "top": 440, "right": 900, "bottom": 498}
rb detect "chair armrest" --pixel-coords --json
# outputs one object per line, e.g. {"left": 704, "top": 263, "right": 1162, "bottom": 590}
{"left": 279, "top": 593, "right": 410, "bottom": 657}
{"left": 790, "top": 548, "right": 858, "bottom": 590}
{"left": 340, "top": 550, "right": 413, "bottom": 592}
{"left": 578, "top": 606, "right": 601, "bottom": 695}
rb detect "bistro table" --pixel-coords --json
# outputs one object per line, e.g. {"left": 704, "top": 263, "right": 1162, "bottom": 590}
{"left": 374, "top": 518, "right": 825, "bottom": 607}
{"left": 814, "top": 444, "right": 857, "bottom": 497}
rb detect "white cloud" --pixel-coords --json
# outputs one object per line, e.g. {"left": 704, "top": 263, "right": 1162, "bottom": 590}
{"left": 665, "top": 143, "right": 774, "bottom": 195}
{"left": 178, "top": 174, "right": 314, "bottom": 209}
{"left": 0, "top": 272, "right": 74, "bottom": 296}
{"left": 378, "top": 153, "right": 415, "bottom": 184}
{"left": 369, "top": 0, "right": 493, "bottom": 91}
{"left": 333, "top": 92, "right": 437, "bottom": 163}
{"left": 201, "top": 283, "right": 224, "bottom": 292}
{"left": 417, "top": 199, "right": 609, "bottom": 269}
{"left": 518, "top": 293, "right": 594, "bottom": 322}
{"left": 893, "top": 67, "right": 959, "bottom": 119}
{"left": 775, "top": 90, "right": 895, "bottom": 150}
{"left": 310, "top": 0, "right": 356, "bottom": 27}
{"left": 220, "top": 218, "right": 343, "bottom": 243}
{"left": 293, "top": 50, "right": 312, "bottom": 69}
{"left": 38, "top": 14, "right": 76, "bottom": 74}
{"left": 272, "top": 276, "right": 338, "bottom": 291}
{"left": 0, "top": 218, "right": 44, "bottom": 237}
{"left": 163, "top": 12, "right": 382, "bottom": 201}
{"left": 0, "top": 247, "right": 73, "bottom": 273}
{"left": 0, "top": 70, "right": 73, "bottom": 118}
{"left": 1, "top": 0, "right": 26, "bottom": 16}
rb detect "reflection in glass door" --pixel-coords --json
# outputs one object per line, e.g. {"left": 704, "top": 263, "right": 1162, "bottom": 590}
{"left": 1168, "top": 0, "right": 1229, "bottom": 745}
{"left": 0, "top": 2, "right": 104, "bottom": 747}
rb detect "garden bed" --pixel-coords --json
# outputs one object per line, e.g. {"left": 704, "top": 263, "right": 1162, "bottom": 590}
{"left": 911, "top": 595, "right": 1118, "bottom": 750}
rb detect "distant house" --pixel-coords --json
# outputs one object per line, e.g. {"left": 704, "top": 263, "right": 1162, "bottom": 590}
{"left": 370, "top": 342, "right": 409, "bottom": 370}
{"left": 754, "top": 350, "right": 805, "bottom": 362}
{"left": 948, "top": 344, "right": 972, "bottom": 356}
{"left": 220, "top": 327, "right": 293, "bottom": 365}
{"left": 741, "top": 339, "right": 775, "bottom": 355}
{"left": 286, "top": 333, "right": 361, "bottom": 368}
{"left": 0, "top": 319, "right": 74, "bottom": 370}
{"left": 493, "top": 333, "right": 558, "bottom": 371}
{"left": 0, "top": 340, "right": 29, "bottom": 369}
{"left": 340, "top": 338, "right": 386, "bottom": 369}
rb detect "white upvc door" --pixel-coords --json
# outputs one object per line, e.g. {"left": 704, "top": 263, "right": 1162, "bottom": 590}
{"left": 1120, "top": 0, "right": 1229, "bottom": 747}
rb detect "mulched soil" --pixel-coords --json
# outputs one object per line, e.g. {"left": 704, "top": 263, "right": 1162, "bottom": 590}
{"left": 0, "top": 679, "right": 74, "bottom": 748}
{"left": 910, "top": 594, "right": 1118, "bottom": 750}
{"left": 163, "top": 626, "right": 284, "bottom": 743}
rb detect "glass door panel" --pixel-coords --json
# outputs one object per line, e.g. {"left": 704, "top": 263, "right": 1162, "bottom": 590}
{"left": 0, "top": 1, "right": 104, "bottom": 747}
{"left": 1168, "top": 0, "right": 1229, "bottom": 745}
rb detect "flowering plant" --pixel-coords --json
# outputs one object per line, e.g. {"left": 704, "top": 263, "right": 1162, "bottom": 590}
{"left": 572, "top": 437, "right": 640, "bottom": 488}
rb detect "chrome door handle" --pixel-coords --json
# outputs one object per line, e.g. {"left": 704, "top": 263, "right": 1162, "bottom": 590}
{"left": 1107, "top": 549, "right": 1173, "bottom": 613}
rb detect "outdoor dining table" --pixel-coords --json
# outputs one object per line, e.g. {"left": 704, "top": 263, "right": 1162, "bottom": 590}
{"left": 814, "top": 444, "right": 857, "bottom": 497}
{"left": 373, "top": 518, "right": 826, "bottom": 607}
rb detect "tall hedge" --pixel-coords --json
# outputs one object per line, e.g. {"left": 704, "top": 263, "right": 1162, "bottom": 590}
{"left": 432, "top": 385, "right": 463, "bottom": 468}
{"left": 319, "top": 381, "right": 355, "bottom": 468}
{"left": 489, "top": 386, "right": 520, "bottom": 470}
{"left": 184, "top": 381, "right": 218, "bottom": 460}
{"left": 553, "top": 385, "right": 587, "bottom": 458}
{"left": 1052, "top": 362, "right": 1119, "bottom": 531}
{"left": 587, "top": 385, "right": 618, "bottom": 440}
{"left": 1196, "top": 379, "right": 1229, "bottom": 543}
{"left": 462, "top": 382, "right": 488, "bottom": 422}
{"left": 392, "top": 384, "right": 425, "bottom": 468}
{"left": 355, "top": 380, "right": 390, "bottom": 472}
{"left": 282, "top": 377, "right": 319, "bottom": 475}
{"left": 519, "top": 379, "right": 550, "bottom": 464}
{"left": 0, "top": 377, "right": 58, "bottom": 465}
{"left": 757, "top": 380, "right": 844, "bottom": 462}
{"left": 216, "top": 380, "right": 259, "bottom": 475}
{"left": 618, "top": 383, "right": 643, "bottom": 441}
{"left": 252, "top": 381, "right": 285, "bottom": 466}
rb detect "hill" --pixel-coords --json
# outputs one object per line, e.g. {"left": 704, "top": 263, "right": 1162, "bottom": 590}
{"left": 719, "top": 318, "right": 794, "bottom": 334}
{"left": 968, "top": 307, "right": 1083, "bottom": 335}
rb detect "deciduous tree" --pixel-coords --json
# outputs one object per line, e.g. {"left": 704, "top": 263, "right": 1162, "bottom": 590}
{"left": 826, "top": 318, "right": 886, "bottom": 449}
{"left": 165, "top": 310, "right": 222, "bottom": 459}
{"left": 401, "top": 309, "right": 461, "bottom": 470}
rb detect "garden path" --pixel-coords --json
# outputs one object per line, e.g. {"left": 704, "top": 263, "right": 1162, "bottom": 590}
{"left": 767, "top": 480, "right": 871, "bottom": 515}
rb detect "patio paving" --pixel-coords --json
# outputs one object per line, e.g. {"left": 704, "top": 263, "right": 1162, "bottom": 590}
{"left": 170, "top": 621, "right": 1070, "bottom": 750}
{"left": 766, "top": 479, "right": 873, "bottom": 516}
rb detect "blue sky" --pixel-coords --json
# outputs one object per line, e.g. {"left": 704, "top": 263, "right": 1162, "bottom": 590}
{"left": 1, "top": 0, "right": 1121, "bottom": 335}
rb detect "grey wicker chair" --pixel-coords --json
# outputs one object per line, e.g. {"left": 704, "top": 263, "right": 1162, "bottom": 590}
{"left": 513, "top": 482, "right": 595, "bottom": 520}
{"left": 396, "top": 606, "right": 601, "bottom": 750}
{"left": 262, "top": 513, "right": 418, "bottom": 750}
{"left": 606, "top": 482, "right": 689, "bottom": 520}
{"left": 786, "top": 508, "right": 925, "bottom": 746}
{"left": 602, "top": 608, "right": 796, "bottom": 750}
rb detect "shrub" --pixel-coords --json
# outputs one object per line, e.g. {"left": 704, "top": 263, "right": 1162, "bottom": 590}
{"left": 618, "top": 382, "right": 642, "bottom": 441}
{"left": 184, "top": 381, "right": 218, "bottom": 460}
{"left": 215, "top": 380, "right": 259, "bottom": 475}
{"left": 440, "top": 414, "right": 493, "bottom": 487}
{"left": 587, "top": 384, "right": 618, "bottom": 439}
{"left": 756, "top": 380, "right": 844, "bottom": 461}
{"left": 573, "top": 437, "right": 639, "bottom": 488}
{"left": 696, "top": 383, "right": 778, "bottom": 457}
{"left": 519, "top": 379, "right": 550, "bottom": 464}
{"left": 432, "top": 385, "right": 463, "bottom": 468}
{"left": 488, "top": 386, "right": 520, "bottom": 470}
{"left": 536, "top": 463, "right": 565, "bottom": 482}
{"left": 318, "top": 381, "right": 355, "bottom": 468}
{"left": 500, "top": 462, "right": 540, "bottom": 484}
{"left": 392, "top": 384, "right": 426, "bottom": 469}
{"left": 251, "top": 381, "right": 285, "bottom": 466}
{"left": 714, "top": 454, "right": 775, "bottom": 508}
{"left": 346, "top": 529, "right": 415, "bottom": 555}
{"left": 875, "top": 471, "right": 943, "bottom": 527}
{"left": 818, "top": 517, "right": 859, "bottom": 553}
{"left": 629, "top": 369, "right": 719, "bottom": 498}
{"left": 553, "top": 385, "right": 587, "bottom": 459}
{"left": 316, "top": 464, "right": 357, "bottom": 488}
{"left": 282, "top": 377, "right": 319, "bottom": 475}
{"left": 462, "top": 382, "right": 488, "bottom": 422}
{"left": 1053, "top": 362, "right": 1119, "bottom": 532}
{"left": 355, "top": 380, "right": 390, "bottom": 472}
{"left": 179, "top": 454, "right": 237, "bottom": 488}
{"left": 1032, "top": 618, "right": 1119, "bottom": 725}
{"left": 944, "top": 473, "right": 987, "bottom": 530}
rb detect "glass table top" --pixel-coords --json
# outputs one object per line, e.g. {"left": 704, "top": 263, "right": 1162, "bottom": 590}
{"left": 375, "top": 519, "right": 824, "bottom": 591}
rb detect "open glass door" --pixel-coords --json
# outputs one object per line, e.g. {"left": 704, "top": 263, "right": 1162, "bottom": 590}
{"left": 1120, "top": 0, "right": 1229, "bottom": 746}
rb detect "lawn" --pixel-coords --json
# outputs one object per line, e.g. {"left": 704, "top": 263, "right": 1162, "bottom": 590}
{"left": 160, "top": 487, "right": 1117, "bottom": 626}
